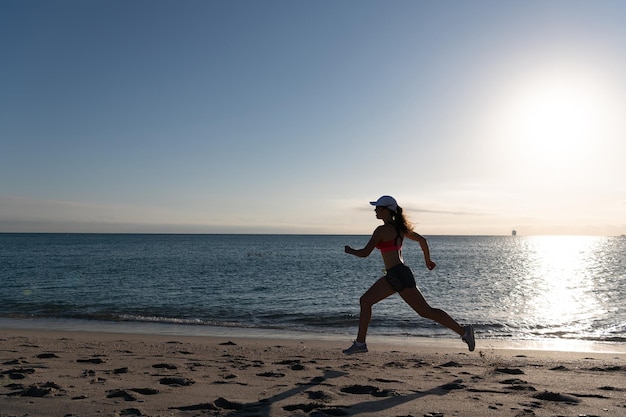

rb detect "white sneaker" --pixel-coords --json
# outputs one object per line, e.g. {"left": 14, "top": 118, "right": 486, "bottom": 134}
{"left": 343, "top": 341, "right": 368, "bottom": 355}
{"left": 462, "top": 325, "right": 475, "bottom": 352}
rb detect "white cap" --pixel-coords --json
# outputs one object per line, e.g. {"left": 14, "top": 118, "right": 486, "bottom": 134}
{"left": 370, "top": 195, "right": 397, "bottom": 212}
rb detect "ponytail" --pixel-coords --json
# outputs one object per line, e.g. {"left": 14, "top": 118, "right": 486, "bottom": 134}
{"left": 392, "top": 206, "right": 413, "bottom": 234}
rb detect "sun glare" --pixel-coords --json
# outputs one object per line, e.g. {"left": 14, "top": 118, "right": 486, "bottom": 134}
{"left": 493, "top": 67, "right": 619, "bottom": 178}
{"left": 509, "top": 79, "right": 605, "bottom": 165}
{"left": 514, "top": 84, "right": 596, "bottom": 159}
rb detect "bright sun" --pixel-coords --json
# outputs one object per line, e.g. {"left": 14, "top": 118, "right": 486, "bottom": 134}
{"left": 515, "top": 85, "right": 594, "bottom": 158}
{"left": 507, "top": 76, "right": 605, "bottom": 167}
{"left": 493, "top": 67, "right": 618, "bottom": 177}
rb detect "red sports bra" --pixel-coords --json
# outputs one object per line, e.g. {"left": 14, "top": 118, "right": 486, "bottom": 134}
{"left": 376, "top": 225, "right": 403, "bottom": 253}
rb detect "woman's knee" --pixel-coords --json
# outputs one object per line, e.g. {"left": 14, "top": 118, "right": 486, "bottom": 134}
{"left": 415, "top": 304, "right": 437, "bottom": 319}
{"left": 359, "top": 294, "right": 373, "bottom": 309}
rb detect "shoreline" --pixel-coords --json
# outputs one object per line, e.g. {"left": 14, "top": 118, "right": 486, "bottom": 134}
{"left": 2, "top": 317, "right": 625, "bottom": 354}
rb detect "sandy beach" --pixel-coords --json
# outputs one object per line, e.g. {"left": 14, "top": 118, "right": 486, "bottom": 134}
{"left": 1, "top": 329, "right": 625, "bottom": 417}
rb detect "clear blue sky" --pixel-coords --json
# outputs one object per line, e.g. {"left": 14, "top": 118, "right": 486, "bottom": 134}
{"left": 2, "top": 0, "right": 625, "bottom": 235}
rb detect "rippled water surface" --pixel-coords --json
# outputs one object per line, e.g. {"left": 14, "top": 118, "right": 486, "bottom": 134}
{"left": 1, "top": 234, "right": 624, "bottom": 343}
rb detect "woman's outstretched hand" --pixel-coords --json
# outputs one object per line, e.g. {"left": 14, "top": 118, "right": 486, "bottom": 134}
{"left": 426, "top": 260, "right": 436, "bottom": 270}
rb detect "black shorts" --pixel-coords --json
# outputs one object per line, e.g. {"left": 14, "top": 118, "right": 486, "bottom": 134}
{"left": 384, "top": 264, "right": 416, "bottom": 292}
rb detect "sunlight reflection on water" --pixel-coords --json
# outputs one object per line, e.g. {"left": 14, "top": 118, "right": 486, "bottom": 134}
{"left": 508, "top": 236, "right": 610, "bottom": 341}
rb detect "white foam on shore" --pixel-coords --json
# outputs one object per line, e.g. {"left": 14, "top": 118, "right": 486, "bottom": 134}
{"left": 2, "top": 317, "right": 625, "bottom": 354}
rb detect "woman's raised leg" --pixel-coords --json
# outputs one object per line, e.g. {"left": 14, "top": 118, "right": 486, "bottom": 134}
{"left": 398, "top": 287, "right": 464, "bottom": 336}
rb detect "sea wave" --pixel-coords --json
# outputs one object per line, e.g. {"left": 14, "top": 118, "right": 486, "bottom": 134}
{"left": 2, "top": 234, "right": 625, "bottom": 344}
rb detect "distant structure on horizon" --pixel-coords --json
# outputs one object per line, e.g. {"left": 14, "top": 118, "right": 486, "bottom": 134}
{"left": 512, "top": 230, "right": 517, "bottom": 236}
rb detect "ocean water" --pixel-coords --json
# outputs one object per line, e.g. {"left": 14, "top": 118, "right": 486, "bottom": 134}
{"left": 1, "top": 233, "right": 625, "bottom": 345}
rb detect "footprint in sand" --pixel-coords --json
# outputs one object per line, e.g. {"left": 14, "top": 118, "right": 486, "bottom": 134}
{"left": 107, "top": 389, "right": 137, "bottom": 401}
{"left": 159, "top": 377, "right": 195, "bottom": 386}
{"left": 283, "top": 403, "right": 348, "bottom": 415}
{"left": 438, "top": 380, "right": 466, "bottom": 391}
{"left": 118, "top": 408, "right": 142, "bottom": 416}
{"left": 499, "top": 378, "right": 537, "bottom": 392}
{"left": 2, "top": 359, "right": 26, "bottom": 365}
{"left": 36, "top": 353, "right": 59, "bottom": 359}
{"left": 214, "top": 396, "right": 244, "bottom": 410}
{"left": 256, "top": 371, "right": 286, "bottom": 378}
{"left": 152, "top": 363, "right": 177, "bottom": 370}
{"left": 130, "top": 387, "right": 159, "bottom": 395}
{"left": 340, "top": 384, "right": 396, "bottom": 397}
{"left": 533, "top": 391, "right": 580, "bottom": 404}
{"left": 599, "top": 385, "right": 626, "bottom": 392}
{"left": 9, "top": 382, "right": 64, "bottom": 397}
{"left": 2, "top": 367, "right": 36, "bottom": 380}
{"left": 170, "top": 403, "right": 218, "bottom": 411}
{"left": 306, "top": 390, "right": 335, "bottom": 401}
{"left": 495, "top": 367, "right": 524, "bottom": 375}
{"left": 107, "top": 388, "right": 160, "bottom": 401}
{"left": 77, "top": 357, "right": 106, "bottom": 364}
{"left": 439, "top": 361, "right": 462, "bottom": 368}
{"left": 274, "top": 359, "right": 306, "bottom": 370}
{"left": 589, "top": 365, "right": 626, "bottom": 372}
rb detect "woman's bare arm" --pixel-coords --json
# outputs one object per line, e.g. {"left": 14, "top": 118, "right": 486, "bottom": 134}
{"left": 345, "top": 226, "right": 385, "bottom": 258}
{"left": 405, "top": 231, "right": 436, "bottom": 270}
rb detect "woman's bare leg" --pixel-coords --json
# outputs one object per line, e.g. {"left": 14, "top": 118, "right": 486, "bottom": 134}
{"left": 356, "top": 277, "right": 395, "bottom": 343}
{"left": 398, "top": 287, "right": 464, "bottom": 336}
